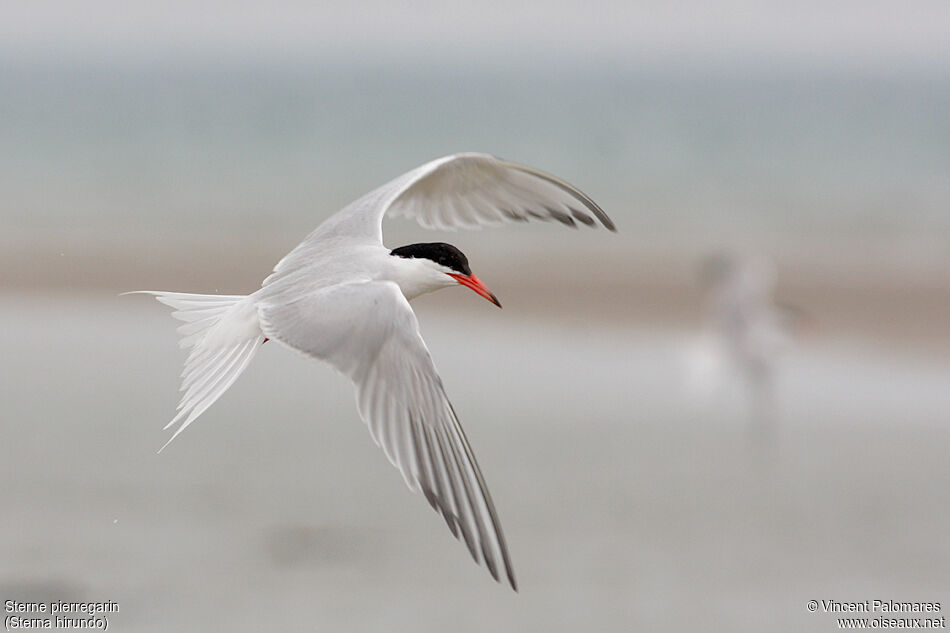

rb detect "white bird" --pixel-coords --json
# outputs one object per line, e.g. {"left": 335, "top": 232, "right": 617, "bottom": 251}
{"left": 698, "top": 253, "right": 791, "bottom": 434}
{"left": 132, "top": 153, "right": 615, "bottom": 590}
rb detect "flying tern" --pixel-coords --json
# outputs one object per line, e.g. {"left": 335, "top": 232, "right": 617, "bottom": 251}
{"left": 132, "top": 153, "right": 615, "bottom": 589}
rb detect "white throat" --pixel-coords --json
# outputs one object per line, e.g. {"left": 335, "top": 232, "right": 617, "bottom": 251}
{"left": 385, "top": 255, "right": 455, "bottom": 301}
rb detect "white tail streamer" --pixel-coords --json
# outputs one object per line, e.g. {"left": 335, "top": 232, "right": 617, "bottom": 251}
{"left": 126, "top": 291, "right": 264, "bottom": 451}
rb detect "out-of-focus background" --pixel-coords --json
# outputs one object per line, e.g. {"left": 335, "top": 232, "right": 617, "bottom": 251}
{"left": 2, "top": 2, "right": 948, "bottom": 631}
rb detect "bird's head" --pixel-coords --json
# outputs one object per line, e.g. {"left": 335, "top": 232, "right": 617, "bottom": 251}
{"left": 390, "top": 242, "right": 501, "bottom": 307}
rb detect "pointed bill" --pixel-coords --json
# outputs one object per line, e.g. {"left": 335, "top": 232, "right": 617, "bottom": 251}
{"left": 448, "top": 273, "right": 502, "bottom": 308}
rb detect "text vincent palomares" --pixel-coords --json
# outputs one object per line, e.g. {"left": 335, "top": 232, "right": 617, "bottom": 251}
{"left": 818, "top": 600, "right": 941, "bottom": 614}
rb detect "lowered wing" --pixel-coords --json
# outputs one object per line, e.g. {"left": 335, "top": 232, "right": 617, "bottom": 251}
{"left": 258, "top": 280, "right": 517, "bottom": 589}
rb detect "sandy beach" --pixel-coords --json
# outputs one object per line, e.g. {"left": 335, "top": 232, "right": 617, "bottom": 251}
{"left": 3, "top": 228, "right": 949, "bottom": 353}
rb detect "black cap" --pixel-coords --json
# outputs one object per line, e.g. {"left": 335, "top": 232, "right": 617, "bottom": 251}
{"left": 390, "top": 242, "right": 472, "bottom": 276}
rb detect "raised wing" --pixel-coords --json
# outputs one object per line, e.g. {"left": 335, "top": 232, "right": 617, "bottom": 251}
{"left": 384, "top": 153, "right": 614, "bottom": 232}
{"left": 266, "top": 153, "right": 613, "bottom": 282}
{"left": 258, "top": 281, "right": 517, "bottom": 589}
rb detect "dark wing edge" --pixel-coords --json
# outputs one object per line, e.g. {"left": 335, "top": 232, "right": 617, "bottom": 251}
{"left": 356, "top": 337, "right": 519, "bottom": 591}
{"left": 385, "top": 153, "right": 616, "bottom": 233}
{"left": 501, "top": 158, "right": 617, "bottom": 232}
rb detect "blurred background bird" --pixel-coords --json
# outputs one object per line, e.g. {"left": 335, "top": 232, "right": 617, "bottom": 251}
{"left": 692, "top": 254, "right": 794, "bottom": 442}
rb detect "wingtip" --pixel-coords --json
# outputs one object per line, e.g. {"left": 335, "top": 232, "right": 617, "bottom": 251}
{"left": 505, "top": 567, "right": 519, "bottom": 592}
{"left": 504, "top": 160, "right": 615, "bottom": 233}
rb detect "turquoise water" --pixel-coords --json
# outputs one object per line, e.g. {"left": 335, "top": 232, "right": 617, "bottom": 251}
{"left": 2, "top": 62, "right": 949, "bottom": 240}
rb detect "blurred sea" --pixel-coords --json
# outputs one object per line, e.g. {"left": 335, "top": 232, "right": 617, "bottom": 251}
{"left": 2, "top": 60, "right": 949, "bottom": 631}
{"left": 2, "top": 62, "right": 949, "bottom": 240}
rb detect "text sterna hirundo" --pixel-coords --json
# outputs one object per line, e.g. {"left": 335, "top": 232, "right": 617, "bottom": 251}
{"left": 131, "top": 153, "right": 615, "bottom": 589}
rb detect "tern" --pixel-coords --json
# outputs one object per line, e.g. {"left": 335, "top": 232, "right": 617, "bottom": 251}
{"left": 698, "top": 253, "right": 792, "bottom": 434}
{"left": 132, "top": 153, "right": 615, "bottom": 589}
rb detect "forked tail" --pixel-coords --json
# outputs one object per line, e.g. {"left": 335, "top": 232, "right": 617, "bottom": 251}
{"left": 128, "top": 291, "right": 265, "bottom": 451}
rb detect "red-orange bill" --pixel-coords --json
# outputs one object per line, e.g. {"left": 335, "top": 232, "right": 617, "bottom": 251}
{"left": 448, "top": 273, "right": 502, "bottom": 308}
